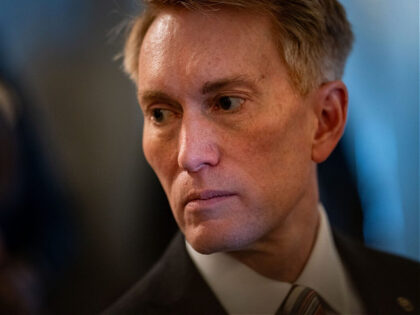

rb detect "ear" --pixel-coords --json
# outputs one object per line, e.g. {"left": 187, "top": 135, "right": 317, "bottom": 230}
{"left": 311, "top": 81, "right": 348, "bottom": 163}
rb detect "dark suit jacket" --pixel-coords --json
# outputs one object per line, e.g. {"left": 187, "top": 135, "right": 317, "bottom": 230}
{"left": 105, "top": 232, "right": 420, "bottom": 315}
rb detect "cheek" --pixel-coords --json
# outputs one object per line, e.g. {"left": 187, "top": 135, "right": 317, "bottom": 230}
{"left": 142, "top": 128, "right": 159, "bottom": 171}
{"left": 143, "top": 132, "right": 187, "bottom": 230}
{"left": 142, "top": 128, "right": 179, "bottom": 192}
{"left": 231, "top": 108, "right": 313, "bottom": 193}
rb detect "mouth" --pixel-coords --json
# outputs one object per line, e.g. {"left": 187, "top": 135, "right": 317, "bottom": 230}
{"left": 184, "top": 190, "right": 237, "bottom": 210}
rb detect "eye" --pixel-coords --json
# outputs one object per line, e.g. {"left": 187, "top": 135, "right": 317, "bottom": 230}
{"left": 150, "top": 108, "right": 174, "bottom": 124}
{"left": 215, "top": 96, "right": 244, "bottom": 112}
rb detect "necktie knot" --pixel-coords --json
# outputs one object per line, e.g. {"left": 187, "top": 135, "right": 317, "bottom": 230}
{"left": 277, "top": 285, "right": 325, "bottom": 315}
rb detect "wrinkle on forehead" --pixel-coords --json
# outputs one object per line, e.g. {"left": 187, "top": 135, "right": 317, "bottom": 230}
{"left": 138, "top": 8, "right": 288, "bottom": 97}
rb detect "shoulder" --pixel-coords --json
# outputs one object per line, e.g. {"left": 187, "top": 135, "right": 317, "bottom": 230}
{"left": 334, "top": 231, "right": 420, "bottom": 281}
{"left": 334, "top": 231, "right": 420, "bottom": 314}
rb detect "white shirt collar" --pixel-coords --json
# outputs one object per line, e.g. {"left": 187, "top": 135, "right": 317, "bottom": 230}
{"left": 295, "top": 204, "right": 364, "bottom": 314}
{"left": 186, "top": 241, "right": 291, "bottom": 314}
{"left": 186, "top": 204, "right": 364, "bottom": 315}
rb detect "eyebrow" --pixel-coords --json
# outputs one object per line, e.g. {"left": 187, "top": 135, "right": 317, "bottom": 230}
{"left": 201, "top": 75, "right": 260, "bottom": 95}
{"left": 138, "top": 75, "right": 261, "bottom": 106}
{"left": 138, "top": 91, "right": 179, "bottom": 108}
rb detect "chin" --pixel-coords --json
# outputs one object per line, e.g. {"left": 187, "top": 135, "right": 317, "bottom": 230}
{"left": 184, "top": 222, "right": 260, "bottom": 255}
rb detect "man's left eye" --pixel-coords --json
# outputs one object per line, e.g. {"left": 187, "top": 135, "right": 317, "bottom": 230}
{"left": 215, "top": 96, "right": 244, "bottom": 112}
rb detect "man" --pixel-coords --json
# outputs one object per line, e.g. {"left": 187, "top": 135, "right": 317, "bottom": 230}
{"left": 106, "top": 0, "right": 419, "bottom": 314}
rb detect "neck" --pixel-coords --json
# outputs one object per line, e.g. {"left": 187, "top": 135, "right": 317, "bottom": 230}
{"left": 228, "top": 178, "right": 320, "bottom": 283}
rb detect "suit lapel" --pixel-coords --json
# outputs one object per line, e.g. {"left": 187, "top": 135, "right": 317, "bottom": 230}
{"left": 157, "top": 232, "right": 228, "bottom": 315}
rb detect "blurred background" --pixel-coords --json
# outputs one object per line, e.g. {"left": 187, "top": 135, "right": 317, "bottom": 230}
{"left": 0, "top": 0, "right": 418, "bottom": 313}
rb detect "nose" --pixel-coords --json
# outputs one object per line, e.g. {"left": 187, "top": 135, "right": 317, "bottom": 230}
{"left": 177, "top": 114, "right": 220, "bottom": 173}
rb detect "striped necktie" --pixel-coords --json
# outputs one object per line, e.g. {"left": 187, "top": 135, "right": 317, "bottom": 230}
{"left": 276, "top": 285, "right": 325, "bottom": 315}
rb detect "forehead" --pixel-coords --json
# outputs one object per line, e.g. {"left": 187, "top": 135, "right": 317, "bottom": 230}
{"left": 137, "top": 8, "right": 287, "bottom": 94}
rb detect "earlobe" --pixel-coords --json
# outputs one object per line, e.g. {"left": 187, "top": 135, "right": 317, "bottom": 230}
{"left": 311, "top": 81, "right": 348, "bottom": 163}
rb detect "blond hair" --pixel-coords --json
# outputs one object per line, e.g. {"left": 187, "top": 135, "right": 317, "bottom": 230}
{"left": 123, "top": 0, "right": 353, "bottom": 94}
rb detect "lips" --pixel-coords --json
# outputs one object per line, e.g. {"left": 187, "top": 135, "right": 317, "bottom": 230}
{"left": 183, "top": 190, "right": 236, "bottom": 209}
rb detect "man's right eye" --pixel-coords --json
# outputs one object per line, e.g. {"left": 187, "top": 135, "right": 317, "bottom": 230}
{"left": 151, "top": 108, "right": 173, "bottom": 124}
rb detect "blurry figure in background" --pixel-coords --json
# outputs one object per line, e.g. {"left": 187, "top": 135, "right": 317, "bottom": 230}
{"left": 0, "top": 74, "right": 39, "bottom": 314}
{"left": 0, "top": 70, "right": 75, "bottom": 313}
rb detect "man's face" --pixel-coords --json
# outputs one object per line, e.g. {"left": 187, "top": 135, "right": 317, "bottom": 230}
{"left": 138, "top": 9, "right": 317, "bottom": 254}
